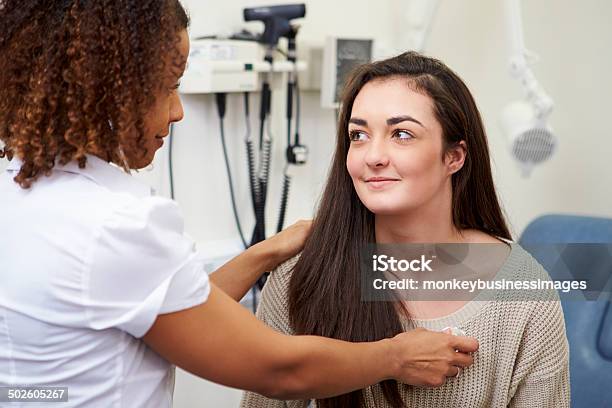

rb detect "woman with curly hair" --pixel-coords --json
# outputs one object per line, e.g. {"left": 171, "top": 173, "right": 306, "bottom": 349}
{"left": 0, "top": 1, "right": 479, "bottom": 406}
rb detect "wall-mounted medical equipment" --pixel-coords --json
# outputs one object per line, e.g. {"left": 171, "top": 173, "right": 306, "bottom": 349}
{"left": 500, "top": 0, "right": 556, "bottom": 177}
{"left": 180, "top": 39, "right": 306, "bottom": 94}
{"left": 242, "top": 4, "right": 309, "bottom": 291}
{"left": 175, "top": 5, "right": 308, "bottom": 293}
{"left": 321, "top": 37, "right": 373, "bottom": 109}
{"left": 241, "top": 4, "right": 307, "bottom": 255}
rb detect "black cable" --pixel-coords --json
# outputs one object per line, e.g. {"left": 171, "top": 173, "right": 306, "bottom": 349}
{"left": 216, "top": 93, "right": 248, "bottom": 249}
{"left": 287, "top": 115, "right": 293, "bottom": 148}
{"left": 243, "top": 91, "right": 250, "bottom": 116}
{"left": 251, "top": 138, "right": 272, "bottom": 246}
{"left": 242, "top": 92, "right": 261, "bottom": 313}
{"left": 251, "top": 67, "right": 273, "bottom": 247}
{"left": 276, "top": 171, "right": 291, "bottom": 233}
{"left": 295, "top": 79, "right": 301, "bottom": 145}
{"left": 286, "top": 79, "right": 294, "bottom": 148}
{"left": 168, "top": 123, "right": 175, "bottom": 200}
{"left": 244, "top": 93, "right": 260, "bottom": 216}
{"left": 258, "top": 82, "right": 271, "bottom": 149}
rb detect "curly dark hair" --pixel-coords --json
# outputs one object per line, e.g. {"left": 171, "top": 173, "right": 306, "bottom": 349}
{"left": 0, "top": 0, "right": 189, "bottom": 188}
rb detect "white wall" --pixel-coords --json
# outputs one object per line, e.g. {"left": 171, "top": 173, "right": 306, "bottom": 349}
{"left": 420, "top": 0, "right": 612, "bottom": 236}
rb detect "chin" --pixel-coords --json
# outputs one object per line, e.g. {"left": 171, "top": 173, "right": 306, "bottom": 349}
{"left": 361, "top": 199, "right": 411, "bottom": 216}
{"left": 128, "top": 154, "right": 154, "bottom": 170}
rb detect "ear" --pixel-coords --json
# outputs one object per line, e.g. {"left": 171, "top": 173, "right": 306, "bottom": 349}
{"left": 445, "top": 140, "right": 467, "bottom": 175}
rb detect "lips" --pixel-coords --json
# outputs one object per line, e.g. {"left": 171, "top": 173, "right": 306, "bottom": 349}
{"left": 154, "top": 135, "right": 165, "bottom": 147}
{"left": 364, "top": 176, "right": 400, "bottom": 190}
{"left": 365, "top": 177, "right": 400, "bottom": 182}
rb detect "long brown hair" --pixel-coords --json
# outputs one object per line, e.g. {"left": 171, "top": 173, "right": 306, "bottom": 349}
{"left": 288, "top": 52, "right": 511, "bottom": 407}
{"left": 0, "top": 0, "right": 189, "bottom": 188}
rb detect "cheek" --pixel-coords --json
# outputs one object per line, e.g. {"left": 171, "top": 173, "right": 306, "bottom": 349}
{"left": 145, "top": 100, "right": 169, "bottom": 133}
{"left": 394, "top": 141, "right": 444, "bottom": 177}
{"left": 346, "top": 147, "right": 363, "bottom": 180}
{"left": 393, "top": 150, "right": 447, "bottom": 200}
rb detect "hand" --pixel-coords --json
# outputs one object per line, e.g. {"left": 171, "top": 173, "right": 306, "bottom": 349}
{"left": 257, "top": 219, "right": 313, "bottom": 270}
{"left": 388, "top": 327, "right": 479, "bottom": 387}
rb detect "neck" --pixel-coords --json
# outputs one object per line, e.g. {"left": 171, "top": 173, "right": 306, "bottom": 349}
{"left": 375, "top": 189, "right": 463, "bottom": 244}
{"left": 87, "top": 147, "right": 111, "bottom": 163}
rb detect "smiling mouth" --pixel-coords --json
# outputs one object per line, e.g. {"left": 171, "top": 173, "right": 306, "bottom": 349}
{"left": 364, "top": 178, "right": 400, "bottom": 189}
{"left": 366, "top": 177, "right": 400, "bottom": 182}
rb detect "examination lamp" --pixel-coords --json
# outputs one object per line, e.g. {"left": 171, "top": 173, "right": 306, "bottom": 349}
{"left": 244, "top": 4, "right": 306, "bottom": 53}
{"left": 501, "top": 0, "right": 556, "bottom": 177}
{"left": 241, "top": 3, "right": 307, "bottom": 254}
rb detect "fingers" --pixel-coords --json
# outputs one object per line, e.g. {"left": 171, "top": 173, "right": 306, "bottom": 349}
{"left": 450, "top": 335, "right": 479, "bottom": 353}
{"left": 449, "top": 350, "right": 474, "bottom": 368}
{"left": 445, "top": 365, "right": 461, "bottom": 378}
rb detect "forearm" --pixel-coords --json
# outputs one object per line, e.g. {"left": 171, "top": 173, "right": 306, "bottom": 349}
{"left": 269, "top": 334, "right": 395, "bottom": 400}
{"left": 145, "top": 284, "right": 396, "bottom": 400}
{"left": 144, "top": 285, "right": 474, "bottom": 401}
{"left": 210, "top": 242, "right": 278, "bottom": 301}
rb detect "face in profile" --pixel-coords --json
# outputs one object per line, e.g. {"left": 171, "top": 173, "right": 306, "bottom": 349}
{"left": 134, "top": 29, "right": 190, "bottom": 169}
{"left": 346, "top": 77, "right": 461, "bottom": 216}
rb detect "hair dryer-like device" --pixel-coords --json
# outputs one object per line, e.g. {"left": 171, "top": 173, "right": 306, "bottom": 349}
{"left": 244, "top": 4, "right": 306, "bottom": 54}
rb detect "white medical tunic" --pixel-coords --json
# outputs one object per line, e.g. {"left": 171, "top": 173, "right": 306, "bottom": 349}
{"left": 0, "top": 155, "right": 211, "bottom": 407}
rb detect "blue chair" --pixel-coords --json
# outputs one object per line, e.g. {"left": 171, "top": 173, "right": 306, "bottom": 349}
{"left": 519, "top": 214, "right": 612, "bottom": 407}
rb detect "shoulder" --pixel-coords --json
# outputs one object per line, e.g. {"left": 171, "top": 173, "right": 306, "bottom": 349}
{"left": 91, "top": 193, "right": 192, "bottom": 266}
{"left": 261, "top": 253, "right": 301, "bottom": 304}
{"left": 256, "top": 254, "right": 302, "bottom": 335}
{"left": 505, "top": 243, "right": 557, "bottom": 288}
{"left": 461, "top": 228, "right": 510, "bottom": 245}
{"left": 102, "top": 194, "right": 184, "bottom": 233}
{"left": 269, "top": 254, "right": 301, "bottom": 285}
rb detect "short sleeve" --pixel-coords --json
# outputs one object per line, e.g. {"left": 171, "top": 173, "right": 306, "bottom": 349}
{"left": 85, "top": 195, "right": 210, "bottom": 338}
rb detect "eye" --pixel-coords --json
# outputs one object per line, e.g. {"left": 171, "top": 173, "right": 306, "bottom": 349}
{"left": 349, "top": 129, "right": 369, "bottom": 142}
{"left": 393, "top": 129, "right": 414, "bottom": 142}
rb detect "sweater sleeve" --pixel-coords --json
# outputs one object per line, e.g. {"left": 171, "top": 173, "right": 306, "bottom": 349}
{"left": 240, "top": 256, "right": 311, "bottom": 408}
{"left": 507, "top": 259, "right": 571, "bottom": 408}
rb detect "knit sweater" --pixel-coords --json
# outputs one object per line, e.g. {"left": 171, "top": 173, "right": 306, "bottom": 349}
{"left": 240, "top": 243, "right": 570, "bottom": 408}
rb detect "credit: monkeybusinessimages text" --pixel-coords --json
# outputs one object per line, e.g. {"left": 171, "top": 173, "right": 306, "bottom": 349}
{"left": 370, "top": 254, "right": 588, "bottom": 293}
{"left": 372, "top": 277, "right": 587, "bottom": 293}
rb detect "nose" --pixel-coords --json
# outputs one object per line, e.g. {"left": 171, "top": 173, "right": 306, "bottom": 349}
{"left": 364, "top": 136, "right": 390, "bottom": 168}
{"left": 169, "top": 93, "right": 185, "bottom": 124}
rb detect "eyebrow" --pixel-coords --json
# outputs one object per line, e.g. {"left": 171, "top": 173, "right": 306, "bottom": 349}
{"left": 349, "top": 115, "right": 425, "bottom": 128}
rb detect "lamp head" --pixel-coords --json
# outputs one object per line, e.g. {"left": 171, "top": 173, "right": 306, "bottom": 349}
{"left": 243, "top": 4, "right": 306, "bottom": 49}
{"left": 500, "top": 100, "right": 557, "bottom": 177}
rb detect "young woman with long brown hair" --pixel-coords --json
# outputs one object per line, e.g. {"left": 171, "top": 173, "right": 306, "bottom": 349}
{"left": 241, "top": 52, "right": 570, "bottom": 408}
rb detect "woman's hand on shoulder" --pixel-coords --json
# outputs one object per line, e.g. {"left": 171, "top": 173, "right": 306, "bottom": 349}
{"left": 257, "top": 219, "right": 312, "bottom": 270}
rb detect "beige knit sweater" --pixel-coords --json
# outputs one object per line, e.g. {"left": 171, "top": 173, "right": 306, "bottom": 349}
{"left": 240, "top": 243, "right": 570, "bottom": 408}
